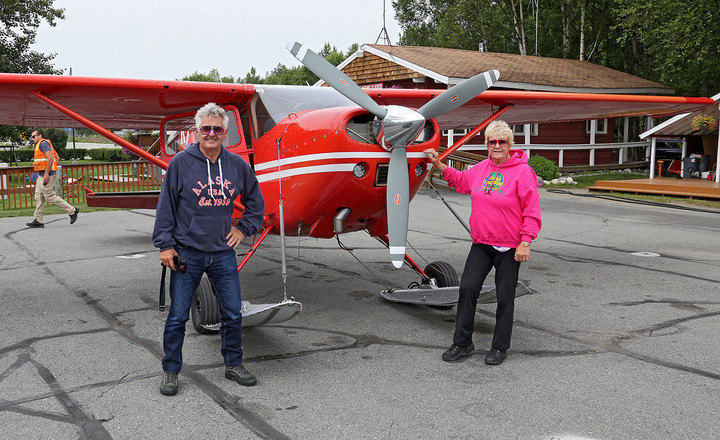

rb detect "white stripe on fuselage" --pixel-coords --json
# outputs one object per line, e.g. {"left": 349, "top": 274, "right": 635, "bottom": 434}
{"left": 255, "top": 151, "right": 430, "bottom": 172}
{"left": 256, "top": 164, "right": 356, "bottom": 183}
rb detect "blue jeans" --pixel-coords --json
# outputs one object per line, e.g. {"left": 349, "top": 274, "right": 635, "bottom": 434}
{"left": 162, "top": 246, "right": 244, "bottom": 373}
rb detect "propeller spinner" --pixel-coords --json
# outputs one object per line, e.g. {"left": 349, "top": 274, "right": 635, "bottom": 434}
{"left": 288, "top": 42, "right": 499, "bottom": 267}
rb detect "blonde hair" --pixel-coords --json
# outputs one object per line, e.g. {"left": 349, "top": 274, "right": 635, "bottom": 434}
{"left": 484, "top": 120, "right": 514, "bottom": 146}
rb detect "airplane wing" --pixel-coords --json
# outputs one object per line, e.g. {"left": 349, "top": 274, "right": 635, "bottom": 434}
{"left": 366, "top": 88, "right": 715, "bottom": 129}
{"left": 0, "top": 74, "right": 256, "bottom": 129}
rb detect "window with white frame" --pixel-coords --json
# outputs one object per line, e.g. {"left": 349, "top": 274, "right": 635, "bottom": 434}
{"left": 511, "top": 124, "right": 538, "bottom": 136}
{"left": 585, "top": 119, "right": 608, "bottom": 134}
{"left": 442, "top": 128, "right": 468, "bottom": 136}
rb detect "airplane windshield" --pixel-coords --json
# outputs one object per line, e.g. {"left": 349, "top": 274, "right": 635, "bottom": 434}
{"left": 254, "top": 85, "right": 356, "bottom": 135}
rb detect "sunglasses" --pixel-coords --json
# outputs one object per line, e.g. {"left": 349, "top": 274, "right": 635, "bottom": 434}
{"left": 487, "top": 139, "right": 509, "bottom": 147}
{"left": 198, "top": 125, "right": 226, "bottom": 135}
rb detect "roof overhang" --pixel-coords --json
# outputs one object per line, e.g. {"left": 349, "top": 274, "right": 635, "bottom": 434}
{"left": 640, "top": 92, "right": 720, "bottom": 138}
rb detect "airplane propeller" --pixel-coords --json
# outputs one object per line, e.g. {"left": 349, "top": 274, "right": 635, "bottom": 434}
{"left": 288, "top": 42, "right": 499, "bottom": 268}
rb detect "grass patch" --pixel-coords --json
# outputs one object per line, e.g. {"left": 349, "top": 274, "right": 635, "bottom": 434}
{"left": 0, "top": 201, "right": 124, "bottom": 219}
{"left": 545, "top": 171, "right": 647, "bottom": 189}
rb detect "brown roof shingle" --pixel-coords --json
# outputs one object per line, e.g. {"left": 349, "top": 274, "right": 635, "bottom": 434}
{"left": 366, "top": 45, "right": 669, "bottom": 92}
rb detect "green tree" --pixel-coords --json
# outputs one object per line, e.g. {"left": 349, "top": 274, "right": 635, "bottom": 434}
{"left": 181, "top": 68, "right": 234, "bottom": 83}
{"left": 0, "top": 0, "right": 65, "bottom": 143}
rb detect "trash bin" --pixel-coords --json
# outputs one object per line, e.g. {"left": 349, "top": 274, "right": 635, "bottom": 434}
{"left": 683, "top": 157, "right": 700, "bottom": 174}
{"left": 699, "top": 154, "right": 710, "bottom": 172}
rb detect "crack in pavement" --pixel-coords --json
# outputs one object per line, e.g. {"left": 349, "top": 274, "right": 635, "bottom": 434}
{"left": 2, "top": 227, "right": 291, "bottom": 440}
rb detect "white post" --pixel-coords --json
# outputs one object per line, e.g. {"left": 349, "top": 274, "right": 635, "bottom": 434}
{"left": 716, "top": 102, "right": 720, "bottom": 182}
{"left": 447, "top": 129, "right": 454, "bottom": 148}
{"left": 559, "top": 150, "right": 564, "bottom": 168}
{"left": 681, "top": 138, "right": 687, "bottom": 178}
{"left": 524, "top": 124, "right": 531, "bottom": 145}
{"left": 589, "top": 120, "right": 597, "bottom": 166}
{"left": 623, "top": 116, "right": 629, "bottom": 163}
{"left": 619, "top": 146, "right": 624, "bottom": 165}
{"left": 649, "top": 137, "right": 657, "bottom": 179}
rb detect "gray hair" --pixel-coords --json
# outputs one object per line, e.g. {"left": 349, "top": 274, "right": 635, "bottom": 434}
{"left": 484, "top": 120, "right": 514, "bottom": 146}
{"left": 194, "top": 102, "right": 229, "bottom": 130}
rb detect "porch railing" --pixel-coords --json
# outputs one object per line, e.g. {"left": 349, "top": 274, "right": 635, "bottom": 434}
{"left": 0, "top": 161, "right": 163, "bottom": 210}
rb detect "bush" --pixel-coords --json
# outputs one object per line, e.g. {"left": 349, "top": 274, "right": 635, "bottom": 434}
{"left": 528, "top": 155, "right": 559, "bottom": 181}
{"left": 87, "top": 148, "right": 131, "bottom": 162}
{"left": 59, "top": 148, "right": 88, "bottom": 160}
{"left": 0, "top": 148, "right": 34, "bottom": 163}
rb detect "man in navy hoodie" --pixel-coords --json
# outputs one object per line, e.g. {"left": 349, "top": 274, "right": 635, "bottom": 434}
{"left": 153, "top": 102, "right": 265, "bottom": 396}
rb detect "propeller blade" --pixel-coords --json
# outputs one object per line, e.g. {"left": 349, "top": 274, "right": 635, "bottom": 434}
{"left": 287, "top": 42, "right": 388, "bottom": 120}
{"left": 417, "top": 70, "right": 500, "bottom": 120}
{"left": 386, "top": 146, "right": 410, "bottom": 268}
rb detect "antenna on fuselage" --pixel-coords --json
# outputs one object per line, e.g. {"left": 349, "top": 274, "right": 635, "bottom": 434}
{"left": 375, "top": 0, "right": 392, "bottom": 45}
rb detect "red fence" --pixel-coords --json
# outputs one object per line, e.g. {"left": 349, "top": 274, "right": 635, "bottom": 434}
{"left": 0, "top": 161, "right": 163, "bottom": 210}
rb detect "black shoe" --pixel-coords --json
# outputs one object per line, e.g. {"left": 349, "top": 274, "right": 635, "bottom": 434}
{"left": 225, "top": 364, "right": 257, "bottom": 386}
{"left": 69, "top": 207, "right": 79, "bottom": 224}
{"left": 159, "top": 372, "right": 178, "bottom": 395}
{"left": 442, "top": 343, "right": 474, "bottom": 362}
{"left": 26, "top": 219, "right": 44, "bottom": 228}
{"left": 484, "top": 349, "right": 507, "bottom": 365}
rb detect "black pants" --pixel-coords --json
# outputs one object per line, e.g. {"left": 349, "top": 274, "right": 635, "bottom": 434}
{"left": 453, "top": 243, "right": 521, "bottom": 351}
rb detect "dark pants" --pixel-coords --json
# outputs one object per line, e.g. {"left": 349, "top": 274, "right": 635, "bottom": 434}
{"left": 453, "top": 243, "right": 521, "bottom": 351}
{"left": 162, "top": 246, "right": 244, "bottom": 373}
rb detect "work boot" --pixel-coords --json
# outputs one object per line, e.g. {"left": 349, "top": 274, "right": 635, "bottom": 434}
{"left": 26, "top": 219, "right": 44, "bottom": 228}
{"left": 484, "top": 349, "right": 507, "bottom": 365}
{"left": 159, "top": 372, "right": 178, "bottom": 395}
{"left": 69, "top": 207, "right": 79, "bottom": 224}
{"left": 225, "top": 364, "right": 257, "bottom": 386}
{"left": 442, "top": 343, "right": 474, "bottom": 362}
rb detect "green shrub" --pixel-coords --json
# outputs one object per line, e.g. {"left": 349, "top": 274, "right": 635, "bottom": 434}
{"left": 528, "top": 155, "right": 559, "bottom": 181}
{"left": 88, "top": 148, "right": 131, "bottom": 162}
{"left": 0, "top": 148, "right": 35, "bottom": 162}
{"left": 59, "top": 148, "right": 88, "bottom": 160}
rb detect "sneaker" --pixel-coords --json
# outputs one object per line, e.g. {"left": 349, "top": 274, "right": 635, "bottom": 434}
{"left": 484, "top": 349, "right": 507, "bottom": 365}
{"left": 69, "top": 207, "right": 79, "bottom": 224}
{"left": 225, "top": 364, "right": 257, "bottom": 386}
{"left": 26, "top": 219, "right": 44, "bottom": 228}
{"left": 442, "top": 343, "right": 474, "bottom": 362}
{"left": 159, "top": 372, "right": 178, "bottom": 395}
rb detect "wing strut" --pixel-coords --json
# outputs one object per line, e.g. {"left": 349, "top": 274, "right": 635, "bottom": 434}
{"left": 29, "top": 91, "right": 247, "bottom": 213}
{"left": 30, "top": 91, "right": 167, "bottom": 170}
{"left": 438, "top": 104, "right": 512, "bottom": 162}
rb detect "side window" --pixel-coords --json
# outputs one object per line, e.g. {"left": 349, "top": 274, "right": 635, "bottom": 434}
{"left": 586, "top": 119, "right": 608, "bottom": 134}
{"left": 160, "top": 106, "right": 248, "bottom": 161}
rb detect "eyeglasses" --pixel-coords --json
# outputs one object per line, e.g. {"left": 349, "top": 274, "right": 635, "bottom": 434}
{"left": 487, "top": 139, "right": 508, "bottom": 147}
{"left": 198, "top": 125, "right": 226, "bottom": 135}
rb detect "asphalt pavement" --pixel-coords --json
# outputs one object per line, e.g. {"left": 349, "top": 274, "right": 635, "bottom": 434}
{"left": 1, "top": 188, "right": 719, "bottom": 439}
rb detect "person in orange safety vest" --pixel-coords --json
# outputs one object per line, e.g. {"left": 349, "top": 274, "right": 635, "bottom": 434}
{"left": 25, "top": 130, "right": 79, "bottom": 228}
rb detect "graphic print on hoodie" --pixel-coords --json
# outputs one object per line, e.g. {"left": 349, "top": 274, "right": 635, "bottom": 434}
{"left": 152, "top": 142, "right": 265, "bottom": 253}
{"left": 442, "top": 149, "right": 542, "bottom": 247}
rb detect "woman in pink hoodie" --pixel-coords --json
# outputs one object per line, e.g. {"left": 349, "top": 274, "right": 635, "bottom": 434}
{"left": 425, "top": 120, "right": 542, "bottom": 366}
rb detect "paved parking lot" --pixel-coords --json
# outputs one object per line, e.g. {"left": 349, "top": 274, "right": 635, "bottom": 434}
{"left": 1, "top": 189, "right": 719, "bottom": 439}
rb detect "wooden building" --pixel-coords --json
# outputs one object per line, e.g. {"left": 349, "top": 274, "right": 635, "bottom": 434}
{"left": 324, "top": 44, "right": 674, "bottom": 168}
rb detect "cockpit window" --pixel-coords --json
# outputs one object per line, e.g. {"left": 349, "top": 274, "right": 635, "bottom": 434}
{"left": 252, "top": 85, "right": 356, "bottom": 138}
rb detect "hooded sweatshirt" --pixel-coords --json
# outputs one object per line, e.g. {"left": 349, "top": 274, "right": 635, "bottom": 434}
{"left": 442, "top": 149, "right": 541, "bottom": 247}
{"left": 153, "top": 142, "right": 265, "bottom": 253}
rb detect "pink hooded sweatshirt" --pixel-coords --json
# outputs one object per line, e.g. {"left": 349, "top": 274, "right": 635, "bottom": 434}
{"left": 442, "top": 149, "right": 542, "bottom": 247}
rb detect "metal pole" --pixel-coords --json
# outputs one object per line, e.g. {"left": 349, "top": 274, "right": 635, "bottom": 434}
{"left": 649, "top": 137, "right": 657, "bottom": 179}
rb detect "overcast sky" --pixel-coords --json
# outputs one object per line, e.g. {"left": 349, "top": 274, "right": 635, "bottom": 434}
{"left": 33, "top": 0, "right": 403, "bottom": 81}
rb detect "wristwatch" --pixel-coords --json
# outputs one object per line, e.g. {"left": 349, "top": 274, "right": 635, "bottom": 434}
{"left": 521, "top": 241, "right": 531, "bottom": 247}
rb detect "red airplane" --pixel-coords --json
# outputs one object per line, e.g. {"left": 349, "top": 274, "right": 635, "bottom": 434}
{"left": 0, "top": 43, "right": 713, "bottom": 331}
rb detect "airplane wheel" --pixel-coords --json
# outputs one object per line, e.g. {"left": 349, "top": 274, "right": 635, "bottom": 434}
{"left": 424, "top": 261, "right": 459, "bottom": 287}
{"left": 191, "top": 275, "right": 220, "bottom": 334}
{"left": 424, "top": 261, "right": 459, "bottom": 309}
